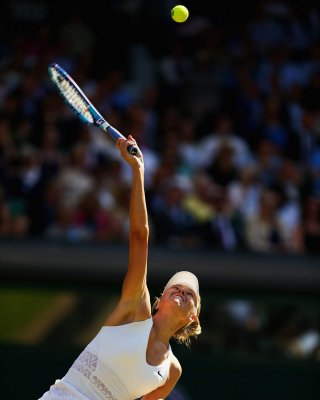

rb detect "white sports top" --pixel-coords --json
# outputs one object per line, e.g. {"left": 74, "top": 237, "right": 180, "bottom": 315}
{"left": 39, "top": 318, "right": 172, "bottom": 400}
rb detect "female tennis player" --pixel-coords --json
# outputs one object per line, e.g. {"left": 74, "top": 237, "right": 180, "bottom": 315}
{"left": 39, "top": 135, "right": 201, "bottom": 400}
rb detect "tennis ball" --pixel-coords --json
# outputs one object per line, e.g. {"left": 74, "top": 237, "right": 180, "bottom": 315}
{"left": 171, "top": 5, "right": 189, "bottom": 23}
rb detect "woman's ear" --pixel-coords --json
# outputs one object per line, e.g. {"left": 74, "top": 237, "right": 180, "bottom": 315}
{"left": 152, "top": 298, "right": 160, "bottom": 314}
{"left": 188, "top": 314, "right": 197, "bottom": 324}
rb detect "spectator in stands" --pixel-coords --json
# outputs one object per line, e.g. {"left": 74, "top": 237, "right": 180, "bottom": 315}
{"left": 306, "top": 140, "right": 320, "bottom": 195}
{"left": 294, "top": 109, "right": 319, "bottom": 165}
{"left": 158, "top": 40, "right": 194, "bottom": 107}
{"left": 265, "top": 305, "right": 320, "bottom": 359}
{"left": 149, "top": 175, "right": 198, "bottom": 248}
{"left": 273, "top": 161, "right": 304, "bottom": 253}
{"left": 45, "top": 202, "right": 79, "bottom": 242}
{"left": 182, "top": 47, "right": 221, "bottom": 123}
{"left": 72, "top": 189, "right": 124, "bottom": 242}
{"left": 54, "top": 141, "right": 95, "bottom": 210}
{"left": 231, "top": 76, "right": 265, "bottom": 141}
{"left": 177, "top": 115, "right": 202, "bottom": 176}
{"left": 247, "top": 3, "right": 288, "bottom": 55}
{"left": 299, "top": 195, "right": 320, "bottom": 254}
{"left": 227, "top": 164, "right": 262, "bottom": 220}
{"left": 220, "top": 299, "right": 262, "bottom": 353}
{"left": 244, "top": 187, "right": 287, "bottom": 253}
{"left": 198, "top": 115, "right": 254, "bottom": 171}
{"left": 253, "top": 138, "right": 282, "bottom": 187}
{"left": 182, "top": 172, "right": 216, "bottom": 228}
{"left": 201, "top": 187, "right": 238, "bottom": 251}
{"left": 255, "top": 93, "right": 293, "bottom": 154}
{"left": 59, "top": 13, "right": 95, "bottom": 58}
{"left": 204, "top": 142, "right": 239, "bottom": 187}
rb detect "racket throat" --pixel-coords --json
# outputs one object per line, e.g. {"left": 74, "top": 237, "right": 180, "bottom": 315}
{"left": 103, "top": 125, "right": 125, "bottom": 141}
{"left": 99, "top": 121, "right": 111, "bottom": 132}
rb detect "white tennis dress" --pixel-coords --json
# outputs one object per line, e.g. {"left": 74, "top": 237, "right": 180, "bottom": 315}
{"left": 39, "top": 318, "right": 172, "bottom": 400}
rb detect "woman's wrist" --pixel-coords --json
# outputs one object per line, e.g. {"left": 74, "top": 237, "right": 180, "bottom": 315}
{"left": 132, "top": 162, "right": 145, "bottom": 174}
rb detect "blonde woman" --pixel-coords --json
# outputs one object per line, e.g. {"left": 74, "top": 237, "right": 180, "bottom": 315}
{"left": 39, "top": 135, "right": 201, "bottom": 400}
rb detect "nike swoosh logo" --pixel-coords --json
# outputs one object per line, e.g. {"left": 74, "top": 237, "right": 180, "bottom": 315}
{"left": 158, "top": 371, "right": 163, "bottom": 378}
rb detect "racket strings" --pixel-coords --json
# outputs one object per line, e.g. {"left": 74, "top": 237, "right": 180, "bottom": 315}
{"left": 51, "top": 68, "right": 94, "bottom": 123}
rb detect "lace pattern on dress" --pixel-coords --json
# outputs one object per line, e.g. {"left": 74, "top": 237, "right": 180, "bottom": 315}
{"left": 71, "top": 350, "right": 116, "bottom": 400}
{"left": 39, "top": 380, "right": 88, "bottom": 400}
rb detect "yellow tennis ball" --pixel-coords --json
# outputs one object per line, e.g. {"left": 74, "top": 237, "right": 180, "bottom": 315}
{"left": 171, "top": 5, "right": 189, "bottom": 23}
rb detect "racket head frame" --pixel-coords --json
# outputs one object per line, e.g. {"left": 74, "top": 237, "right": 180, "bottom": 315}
{"left": 48, "top": 63, "right": 137, "bottom": 155}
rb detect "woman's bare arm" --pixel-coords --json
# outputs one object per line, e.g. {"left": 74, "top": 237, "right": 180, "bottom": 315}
{"left": 105, "top": 136, "right": 151, "bottom": 325}
{"left": 141, "top": 357, "right": 182, "bottom": 400}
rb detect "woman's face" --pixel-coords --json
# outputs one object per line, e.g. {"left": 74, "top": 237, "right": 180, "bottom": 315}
{"left": 162, "top": 284, "right": 198, "bottom": 318}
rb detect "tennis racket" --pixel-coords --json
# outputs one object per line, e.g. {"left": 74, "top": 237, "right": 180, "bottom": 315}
{"left": 48, "top": 63, "right": 137, "bottom": 155}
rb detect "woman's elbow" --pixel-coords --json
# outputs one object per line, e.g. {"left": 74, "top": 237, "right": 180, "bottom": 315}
{"left": 130, "top": 225, "right": 149, "bottom": 240}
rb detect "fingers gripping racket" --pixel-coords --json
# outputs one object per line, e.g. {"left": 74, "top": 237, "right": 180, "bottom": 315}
{"left": 48, "top": 63, "right": 137, "bottom": 155}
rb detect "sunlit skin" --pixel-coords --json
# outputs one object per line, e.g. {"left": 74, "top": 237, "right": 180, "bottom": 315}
{"left": 154, "top": 285, "right": 198, "bottom": 334}
{"left": 166, "top": 285, "right": 197, "bottom": 312}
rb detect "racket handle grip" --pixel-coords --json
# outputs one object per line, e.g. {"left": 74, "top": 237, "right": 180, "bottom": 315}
{"left": 107, "top": 126, "right": 138, "bottom": 155}
{"left": 127, "top": 144, "right": 138, "bottom": 156}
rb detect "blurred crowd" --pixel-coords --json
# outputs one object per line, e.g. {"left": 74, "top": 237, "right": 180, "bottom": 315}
{"left": 1, "top": 0, "right": 320, "bottom": 254}
{"left": 200, "top": 298, "right": 320, "bottom": 361}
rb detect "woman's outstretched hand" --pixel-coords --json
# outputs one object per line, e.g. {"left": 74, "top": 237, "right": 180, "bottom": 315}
{"left": 116, "top": 135, "right": 144, "bottom": 169}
